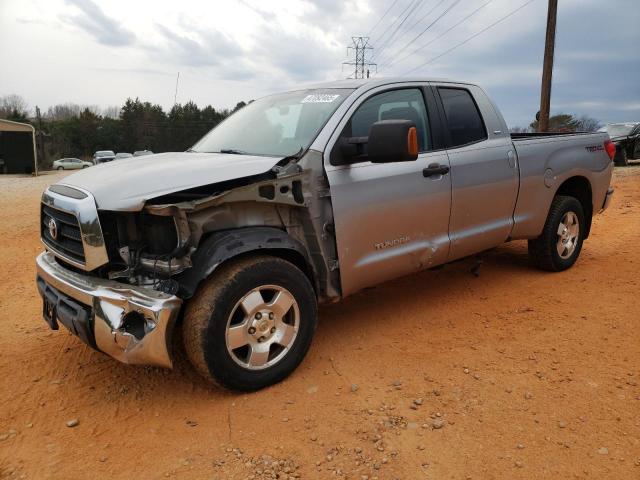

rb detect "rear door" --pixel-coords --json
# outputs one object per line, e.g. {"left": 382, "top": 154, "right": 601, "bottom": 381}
{"left": 432, "top": 83, "right": 519, "bottom": 261}
{"left": 324, "top": 84, "right": 452, "bottom": 296}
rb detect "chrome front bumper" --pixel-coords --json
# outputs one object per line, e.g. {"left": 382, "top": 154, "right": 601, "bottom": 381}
{"left": 36, "top": 252, "right": 182, "bottom": 368}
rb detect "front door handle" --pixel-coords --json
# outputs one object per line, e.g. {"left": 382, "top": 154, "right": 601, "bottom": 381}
{"left": 423, "top": 163, "right": 450, "bottom": 177}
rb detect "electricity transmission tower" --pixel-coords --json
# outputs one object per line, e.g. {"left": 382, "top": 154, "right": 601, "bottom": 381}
{"left": 342, "top": 37, "right": 377, "bottom": 79}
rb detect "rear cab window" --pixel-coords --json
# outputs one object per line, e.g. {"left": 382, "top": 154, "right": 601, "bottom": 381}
{"left": 438, "top": 87, "right": 487, "bottom": 147}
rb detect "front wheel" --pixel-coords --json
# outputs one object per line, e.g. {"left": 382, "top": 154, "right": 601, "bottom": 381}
{"left": 528, "top": 195, "right": 585, "bottom": 272}
{"left": 183, "top": 255, "right": 317, "bottom": 391}
{"left": 56, "top": 166, "right": 63, "bottom": 170}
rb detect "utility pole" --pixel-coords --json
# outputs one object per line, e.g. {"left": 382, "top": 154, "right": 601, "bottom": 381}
{"left": 342, "top": 37, "right": 377, "bottom": 79}
{"left": 538, "top": 0, "right": 557, "bottom": 132}
{"left": 35, "top": 106, "right": 45, "bottom": 173}
{"left": 173, "top": 72, "right": 180, "bottom": 105}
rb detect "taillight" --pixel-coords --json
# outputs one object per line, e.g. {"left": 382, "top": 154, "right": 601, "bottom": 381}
{"left": 604, "top": 139, "right": 616, "bottom": 161}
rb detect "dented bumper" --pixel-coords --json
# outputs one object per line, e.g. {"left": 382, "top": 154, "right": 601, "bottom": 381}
{"left": 36, "top": 252, "right": 182, "bottom": 368}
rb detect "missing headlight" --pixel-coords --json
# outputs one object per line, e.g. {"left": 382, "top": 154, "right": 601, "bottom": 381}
{"left": 140, "top": 214, "right": 178, "bottom": 256}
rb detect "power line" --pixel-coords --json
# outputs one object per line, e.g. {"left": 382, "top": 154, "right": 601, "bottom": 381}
{"left": 399, "top": 0, "right": 447, "bottom": 39}
{"left": 384, "top": 0, "right": 493, "bottom": 70}
{"left": 372, "top": 0, "right": 424, "bottom": 61}
{"left": 377, "top": 0, "right": 462, "bottom": 69}
{"left": 366, "top": 0, "right": 402, "bottom": 37}
{"left": 374, "top": 0, "right": 424, "bottom": 61}
{"left": 375, "top": 0, "right": 447, "bottom": 67}
{"left": 371, "top": 0, "right": 418, "bottom": 48}
{"left": 403, "top": 0, "right": 539, "bottom": 75}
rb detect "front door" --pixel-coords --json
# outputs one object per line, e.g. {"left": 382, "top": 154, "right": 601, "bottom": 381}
{"left": 325, "top": 86, "right": 452, "bottom": 297}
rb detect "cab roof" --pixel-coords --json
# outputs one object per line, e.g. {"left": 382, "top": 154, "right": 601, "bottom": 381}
{"left": 303, "top": 77, "right": 474, "bottom": 90}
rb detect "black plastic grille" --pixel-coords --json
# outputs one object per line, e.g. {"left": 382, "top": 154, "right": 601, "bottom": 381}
{"left": 41, "top": 204, "right": 85, "bottom": 264}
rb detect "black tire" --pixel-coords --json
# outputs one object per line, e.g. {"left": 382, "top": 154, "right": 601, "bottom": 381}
{"left": 183, "top": 255, "right": 317, "bottom": 391}
{"left": 614, "top": 147, "right": 628, "bottom": 166}
{"left": 57, "top": 166, "right": 63, "bottom": 170}
{"left": 528, "top": 195, "right": 585, "bottom": 272}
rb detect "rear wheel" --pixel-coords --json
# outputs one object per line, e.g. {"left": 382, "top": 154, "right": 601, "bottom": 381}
{"left": 528, "top": 195, "right": 585, "bottom": 272}
{"left": 182, "top": 255, "right": 317, "bottom": 391}
{"left": 614, "top": 148, "right": 628, "bottom": 166}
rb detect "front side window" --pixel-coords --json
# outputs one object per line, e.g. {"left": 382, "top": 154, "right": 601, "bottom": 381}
{"left": 192, "top": 89, "right": 353, "bottom": 157}
{"left": 438, "top": 87, "right": 487, "bottom": 147}
{"left": 343, "top": 88, "right": 431, "bottom": 152}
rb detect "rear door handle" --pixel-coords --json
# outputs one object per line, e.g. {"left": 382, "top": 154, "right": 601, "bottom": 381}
{"left": 423, "top": 163, "right": 450, "bottom": 177}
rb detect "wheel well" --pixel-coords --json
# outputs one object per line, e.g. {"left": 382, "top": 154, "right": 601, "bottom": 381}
{"left": 229, "top": 248, "right": 315, "bottom": 289}
{"left": 176, "top": 227, "right": 318, "bottom": 299}
{"left": 555, "top": 176, "right": 593, "bottom": 237}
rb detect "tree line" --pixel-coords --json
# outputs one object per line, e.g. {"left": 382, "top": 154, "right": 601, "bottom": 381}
{"left": 0, "top": 94, "right": 246, "bottom": 169}
{"left": 511, "top": 113, "right": 600, "bottom": 133}
{"left": 1, "top": 93, "right": 601, "bottom": 169}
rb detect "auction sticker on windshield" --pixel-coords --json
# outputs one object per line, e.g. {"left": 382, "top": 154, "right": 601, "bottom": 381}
{"left": 301, "top": 94, "right": 341, "bottom": 103}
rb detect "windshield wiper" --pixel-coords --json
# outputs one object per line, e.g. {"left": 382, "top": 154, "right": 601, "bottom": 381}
{"left": 219, "top": 148, "right": 248, "bottom": 154}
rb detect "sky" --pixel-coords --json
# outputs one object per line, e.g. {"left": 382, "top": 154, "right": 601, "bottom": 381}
{"left": 0, "top": 0, "right": 638, "bottom": 128}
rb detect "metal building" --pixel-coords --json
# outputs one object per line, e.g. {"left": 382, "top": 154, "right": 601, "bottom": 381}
{"left": 0, "top": 119, "right": 38, "bottom": 174}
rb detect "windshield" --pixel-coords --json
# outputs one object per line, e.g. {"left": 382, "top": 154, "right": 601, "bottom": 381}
{"left": 605, "top": 124, "right": 635, "bottom": 137}
{"left": 192, "top": 89, "right": 354, "bottom": 157}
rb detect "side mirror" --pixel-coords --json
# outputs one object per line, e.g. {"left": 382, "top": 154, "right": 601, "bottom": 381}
{"left": 368, "top": 119, "right": 419, "bottom": 163}
{"left": 332, "top": 119, "right": 419, "bottom": 166}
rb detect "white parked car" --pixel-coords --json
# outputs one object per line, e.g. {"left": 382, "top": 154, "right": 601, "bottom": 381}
{"left": 52, "top": 158, "right": 93, "bottom": 170}
{"left": 114, "top": 152, "right": 133, "bottom": 160}
{"left": 133, "top": 150, "right": 154, "bottom": 157}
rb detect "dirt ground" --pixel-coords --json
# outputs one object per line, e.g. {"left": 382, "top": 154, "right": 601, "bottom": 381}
{"left": 0, "top": 166, "right": 639, "bottom": 480}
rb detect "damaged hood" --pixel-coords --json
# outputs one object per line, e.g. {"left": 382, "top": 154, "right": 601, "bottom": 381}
{"left": 61, "top": 152, "right": 280, "bottom": 211}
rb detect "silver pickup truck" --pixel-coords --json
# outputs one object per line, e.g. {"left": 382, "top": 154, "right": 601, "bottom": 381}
{"left": 36, "top": 78, "right": 615, "bottom": 390}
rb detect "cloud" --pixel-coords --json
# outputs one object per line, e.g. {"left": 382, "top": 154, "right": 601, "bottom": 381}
{"left": 153, "top": 23, "right": 244, "bottom": 68}
{"left": 251, "top": 24, "right": 341, "bottom": 81}
{"left": 61, "top": 0, "right": 136, "bottom": 47}
{"left": 237, "top": 0, "right": 278, "bottom": 23}
{"left": 90, "top": 66, "right": 176, "bottom": 77}
{"left": 3, "top": 0, "right": 637, "bottom": 123}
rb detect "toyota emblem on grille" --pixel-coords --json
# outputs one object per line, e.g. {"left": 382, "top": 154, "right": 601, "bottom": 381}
{"left": 48, "top": 218, "right": 59, "bottom": 240}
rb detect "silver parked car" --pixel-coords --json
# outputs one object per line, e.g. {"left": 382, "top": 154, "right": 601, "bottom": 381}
{"left": 93, "top": 150, "right": 116, "bottom": 164}
{"left": 36, "top": 77, "right": 614, "bottom": 391}
{"left": 52, "top": 158, "right": 92, "bottom": 170}
{"left": 114, "top": 152, "right": 133, "bottom": 160}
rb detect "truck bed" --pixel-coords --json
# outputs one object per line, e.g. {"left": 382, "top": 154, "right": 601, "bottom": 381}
{"left": 508, "top": 130, "right": 612, "bottom": 240}
{"left": 511, "top": 132, "right": 595, "bottom": 140}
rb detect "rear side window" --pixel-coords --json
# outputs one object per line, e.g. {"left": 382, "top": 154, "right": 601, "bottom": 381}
{"left": 438, "top": 88, "right": 487, "bottom": 147}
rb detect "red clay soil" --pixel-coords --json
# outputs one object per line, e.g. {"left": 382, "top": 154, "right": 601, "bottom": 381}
{"left": 1, "top": 167, "right": 639, "bottom": 479}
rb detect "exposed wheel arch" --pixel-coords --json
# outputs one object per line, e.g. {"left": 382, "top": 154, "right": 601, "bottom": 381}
{"left": 176, "top": 226, "right": 316, "bottom": 299}
{"left": 554, "top": 176, "right": 593, "bottom": 238}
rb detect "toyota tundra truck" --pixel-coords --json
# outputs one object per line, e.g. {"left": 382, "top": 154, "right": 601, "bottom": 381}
{"left": 36, "top": 78, "right": 615, "bottom": 391}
